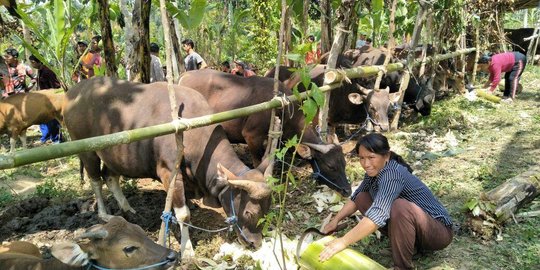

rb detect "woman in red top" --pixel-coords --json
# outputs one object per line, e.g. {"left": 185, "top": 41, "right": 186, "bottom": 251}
{"left": 478, "top": 52, "right": 526, "bottom": 102}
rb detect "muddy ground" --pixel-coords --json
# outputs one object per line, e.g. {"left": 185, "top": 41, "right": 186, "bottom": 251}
{"left": 1, "top": 67, "right": 540, "bottom": 269}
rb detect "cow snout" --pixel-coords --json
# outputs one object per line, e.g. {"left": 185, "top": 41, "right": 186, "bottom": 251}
{"left": 238, "top": 230, "right": 263, "bottom": 249}
{"left": 164, "top": 250, "right": 178, "bottom": 269}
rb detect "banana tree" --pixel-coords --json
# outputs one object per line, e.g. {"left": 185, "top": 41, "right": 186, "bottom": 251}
{"left": 14, "top": 0, "right": 86, "bottom": 88}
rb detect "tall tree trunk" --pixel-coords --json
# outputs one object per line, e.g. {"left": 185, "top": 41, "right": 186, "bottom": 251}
{"left": 284, "top": 8, "right": 292, "bottom": 66}
{"left": 319, "top": 0, "right": 356, "bottom": 141}
{"left": 120, "top": 0, "right": 133, "bottom": 80}
{"left": 128, "top": 0, "right": 151, "bottom": 83}
{"left": 301, "top": 0, "right": 309, "bottom": 36}
{"left": 97, "top": 0, "right": 118, "bottom": 78}
{"left": 348, "top": 8, "right": 358, "bottom": 50}
{"left": 168, "top": 13, "right": 182, "bottom": 82}
{"left": 320, "top": 0, "right": 332, "bottom": 53}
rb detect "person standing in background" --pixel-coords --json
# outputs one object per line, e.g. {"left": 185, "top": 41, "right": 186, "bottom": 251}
{"left": 29, "top": 54, "right": 62, "bottom": 144}
{"left": 181, "top": 39, "right": 207, "bottom": 71}
{"left": 3, "top": 48, "right": 35, "bottom": 97}
{"left": 149, "top": 42, "right": 165, "bottom": 82}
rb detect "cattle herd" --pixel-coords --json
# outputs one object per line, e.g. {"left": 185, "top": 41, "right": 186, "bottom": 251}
{"left": 0, "top": 45, "right": 469, "bottom": 268}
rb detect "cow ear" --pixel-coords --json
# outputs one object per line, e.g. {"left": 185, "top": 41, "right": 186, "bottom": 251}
{"left": 296, "top": 144, "right": 312, "bottom": 159}
{"left": 326, "top": 133, "right": 340, "bottom": 145}
{"left": 389, "top": 92, "right": 401, "bottom": 104}
{"left": 51, "top": 242, "right": 91, "bottom": 266}
{"left": 217, "top": 163, "right": 237, "bottom": 181}
{"left": 348, "top": 93, "right": 363, "bottom": 105}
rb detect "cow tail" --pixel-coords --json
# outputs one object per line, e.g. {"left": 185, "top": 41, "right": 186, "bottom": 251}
{"left": 79, "top": 158, "right": 85, "bottom": 186}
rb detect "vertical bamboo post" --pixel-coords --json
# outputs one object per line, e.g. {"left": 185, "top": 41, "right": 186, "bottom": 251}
{"left": 265, "top": 0, "right": 288, "bottom": 175}
{"left": 157, "top": 0, "right": 184, "bottom": 247}
{"left": 472, "top": 24, "right": 480, "bottom": 84}
{"left": 319, "top": 0, "right": 356, "bottom": 141}
{"left": 374, "top": 0, "right": 397, "bottom": 91}
{"left": 391, "top": 1, "right": 428, "bottom": 130}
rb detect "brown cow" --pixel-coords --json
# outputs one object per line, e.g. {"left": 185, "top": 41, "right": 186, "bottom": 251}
{"left": 178, "top": 69, "right": 351, "bottom": 197}
{"left": 0, "top": 216, "right": 177, "bottom": 270}
{"left": 0, "top": 89, "right": 64, "bottom": 152}
{"left": 63, "top": 77, "right": 271, "bottom": 258}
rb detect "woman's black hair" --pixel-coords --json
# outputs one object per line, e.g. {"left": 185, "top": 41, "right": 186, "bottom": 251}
{"left": 355, "top": 133, "right": 413, "bottom": 173}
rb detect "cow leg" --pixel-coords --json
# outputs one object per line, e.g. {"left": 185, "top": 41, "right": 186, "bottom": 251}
{"left": 9, "top": 136, "right": 17, "bottom": 152}
{"left": 242, "top": 130, "right": 265, "bottom": 167}
{"left": 174, "top": 204, "right": 195, "bottom": 259}
{"left": 79, "top": 153, "right": 111, "bottom": 220}
{"left": 104, "top": 174, "right": 137, "bottom": 214}
{"left": 19, "top": 130, "right": 27, "bottom": 149}
{"left": 158, "top": 166, "right": 195, "bottom": 259}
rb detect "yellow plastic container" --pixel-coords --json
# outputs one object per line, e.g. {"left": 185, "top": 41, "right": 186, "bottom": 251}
{"left": 298, "top": 236, "right": 386, "bottom": 270}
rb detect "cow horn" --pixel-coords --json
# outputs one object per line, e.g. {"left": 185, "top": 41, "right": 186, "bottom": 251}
{"left": 355, "top": 83, "right": 371, "bottom": 96}
{"left": 303, "top": 142, "right": 335, "bottom": 154}
{"left": 228, "top": 180, "right": 271, "bottom": 200}
{"left": 77, "top": 229, "right": 108, "bottom": 240}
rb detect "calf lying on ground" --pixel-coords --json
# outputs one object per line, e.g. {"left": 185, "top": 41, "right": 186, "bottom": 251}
{"left": 0, "top": 89, "right": 64, "bottom": 152}
{"left": 0, "top": 216, "right": 177, "bottom": 270}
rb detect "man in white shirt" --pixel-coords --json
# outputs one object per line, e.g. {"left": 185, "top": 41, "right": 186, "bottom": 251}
{"left": 149, "top": 42, "right": 165, "bottom": 82}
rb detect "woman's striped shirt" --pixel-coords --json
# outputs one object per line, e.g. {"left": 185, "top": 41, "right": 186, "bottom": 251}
{"left": 351, "top": 159, "right": 452, "bottom": 228}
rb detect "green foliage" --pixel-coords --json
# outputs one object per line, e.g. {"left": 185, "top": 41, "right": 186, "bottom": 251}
{"left": 0, "top": 187, "right": 15, "bottom": 208}
{"left": 35, "top": 179, "right": 77, "bottom": 199}
{"left": 464, "top": 197, "right": 495, "bottom": 217}
{"left": 167, "top": 0, "right": 208, "bottom": 30}
{"left": 122, "top": 178, "right": 139, "bottom": 194}
{"left": 15, "top": 0, "right": 87, "bottom": 86}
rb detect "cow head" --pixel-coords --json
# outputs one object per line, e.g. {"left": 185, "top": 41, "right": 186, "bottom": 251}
{"left": 413, "top": 75, "right": 436, "bottom": 116}
{"left": 349, "top": 86, "right": 393, "bottom": 132}
{"left": 217, "top": 163, "right": 271, "bottom": 248}
{"left": 51, "top": 216, "right": 177, "bottom": 269}
{"left": 296, "top": 138, "right": 351, "bottom": 196}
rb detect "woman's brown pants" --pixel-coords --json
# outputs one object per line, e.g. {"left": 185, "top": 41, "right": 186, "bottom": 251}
{"left": 353, "top": 192, "right": 453, "bottom": 270}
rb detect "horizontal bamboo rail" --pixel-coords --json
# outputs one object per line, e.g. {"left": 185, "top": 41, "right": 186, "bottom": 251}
{"left": 0, "top": 48, "right": 475, "bottom": 170}
{"left": 324, "top": 48, "right": 476, "bottom": 84}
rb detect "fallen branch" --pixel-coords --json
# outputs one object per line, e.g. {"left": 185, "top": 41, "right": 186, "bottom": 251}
{"left": 466, "top": 165, "right": 540, "bottom": 239}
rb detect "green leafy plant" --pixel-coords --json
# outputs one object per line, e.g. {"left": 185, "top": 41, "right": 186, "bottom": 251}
{"left": 0, "top": 187, "right": 15, "bottom": 208}
{"left": 15, "top": 0, "right": 86, "bottom": 87}
{"left": 35, "top": 179, "right": 77, "bottom": 199}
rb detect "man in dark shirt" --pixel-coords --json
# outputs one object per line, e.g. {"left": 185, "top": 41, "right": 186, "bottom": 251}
{"left": 29, "top": 55, "right": 62, "bottom": 144}
{"left": 29, "top": 55, "right": 61, "bottom": 90}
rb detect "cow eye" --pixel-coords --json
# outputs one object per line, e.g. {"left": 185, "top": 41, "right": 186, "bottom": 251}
{"left": 123, "top": 246, "right": 139, "bottom": 254}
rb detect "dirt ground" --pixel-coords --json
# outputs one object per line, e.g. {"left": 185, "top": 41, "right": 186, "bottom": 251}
{"left": 1, "top": 67, "right": 540, "bottom": 269}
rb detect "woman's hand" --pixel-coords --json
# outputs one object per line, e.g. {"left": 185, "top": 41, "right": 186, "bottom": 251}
{"left": 321, "top": 220, "right": 338, "bottom": 234}
{"left": 319, "top": 237, "right": 348, "bottom": 262}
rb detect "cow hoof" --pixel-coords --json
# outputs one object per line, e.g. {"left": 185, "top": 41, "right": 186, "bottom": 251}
{"left": 123, "top": 206, "right": 137, "bottom": 214}
{"left": 181, "top": 247, "right": 195, "bottom": 260}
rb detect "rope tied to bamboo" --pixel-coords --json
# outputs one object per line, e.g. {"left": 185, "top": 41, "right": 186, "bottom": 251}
{"left": 336, "top": 68, "right": 352, "bottom": 84}
{"left": 268, "top": 130, "right": 282, "bottom": 139}
{"left": 272, "top": 93, "right": 295, "bottom": 119}
{"left": 171, "top": 118, "right": 188, "bottom": 133}
{"left": 272, "top": 94, "right": 291, "bottom": 108}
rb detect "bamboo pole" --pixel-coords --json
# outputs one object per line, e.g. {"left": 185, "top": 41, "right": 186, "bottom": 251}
{"left": 0, "top": 49, "right": 475, "bottom": 170}
{"left": 323, "top": 48, "right": 476, "bottom": 84}
{"left": 318, "top": 0, "right": 356, "bottom": 142}
{"left": 265, "top": 0, "right": 288, "bottom": 168}
{"left": 157, "top": 0, "right": 184, "bottom": 247}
